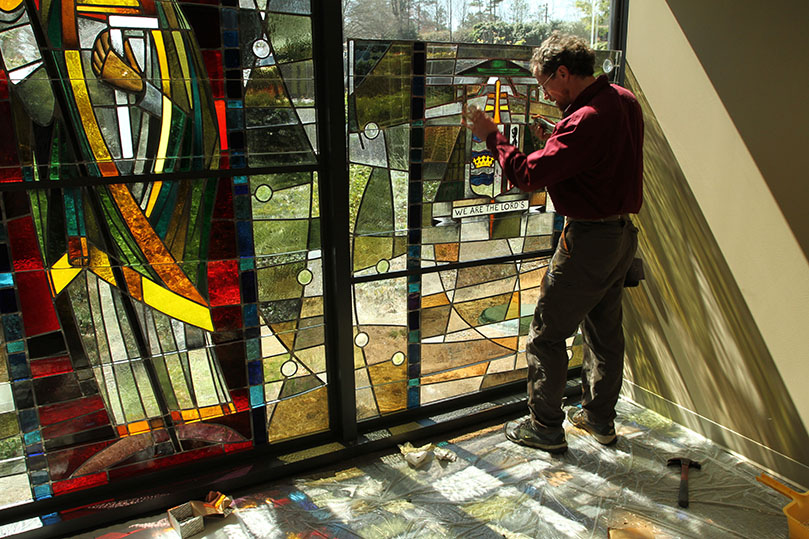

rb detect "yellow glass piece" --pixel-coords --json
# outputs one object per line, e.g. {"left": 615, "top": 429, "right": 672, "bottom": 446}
{"left": 142, "top": 277, "right": 214, "bottom": 331}
{"left": 268, "top": 387, "right": 329, "bottom": 443}
{"left": 89, "top": 246, "right": 115, "bottom": 285}
{"left": 151, "top": 30, "right": 172, "bottom": 174}
{"left": 199, "top": 404, "right": 227, "bottom": 420}
{"left": 127, "top": 420, "right": 150, "bottom": 435}
{"left": 76, "top": 5, "right": 139, "bottom": 13}
{"left": 65, "top": 51, "right": 116, "bottom": 175}
{"left": 493, "top": 80, "right": 502, "bottom": 123}
{"left": 76, "top": 0, "right": 139, "bottom": 6}
{"left": 49, "top": 254, "right": 83, "bottom": 295}
{"left": 506, "top": 291, "right": 520, "bottom": 320}
{"left": 107, "top": 184, "right": 206, "bottom": 305}
{"left": 181, "top": 409, "right": 200, "bottom": 422}
{"left": 144, "top": 181, "right": 163, "bottom": 217}
{"left": 172, "top": 31, "right": 193, "bottom": 106}
{"left": 0, "top": 0, "right": 23, "bottom": 12}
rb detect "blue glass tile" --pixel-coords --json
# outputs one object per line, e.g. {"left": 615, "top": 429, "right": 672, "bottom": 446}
{"left": 41, "top": 512, "right": 60, "bottom": 525}
{"left": 7, "top": 341, "right": 24, "bottom": 353}
{"left": 227, "top": 100, "right": 244, "bottom": 109}
{"left": 407, "top": 385, "right": 419, "bottom": 408}
{"left": 233, "top": 176, "right": 248, "bottom": 184}
{"left": 9, "top": 353, "right": 30, "bottom": 381}
{"left": 407, "top": 292, "right": 419, "bottom": 311}
{"left": 237, "top": 222, "right": 254, "bottom": 257}
{"left": 409, "top": 149, "right": 423, "bottom": 163}
{"left": 407, "top": 343, "right": 420, "bottom": 363}
{"left": 243, "top": 304, "right": 259, "bottom": 326}
{"left": 30, "top": 469, "right": 48, "bottom": 484}
{"left": 0, "top": 273, "right": 14, "bottom": 287}
{"left": 246, "top": 338, "right": 261, "bottom": 361}
{"left": 407, "top": 283, "right": 420, "bottom": 293}
{"left": 23, "top": 430, "right": 41, "bottom": 445}
{"left": 3, "top": 314, "right": 22, "bottom": 341}
{"left": 222, "top": 8, "right": 238, "bottom": 27}
{"left": 247, "top": 361, "right": 263, "bottom": 386}
{"left": 24, "top": 442, "right": 43, "bottom": 456}
{"left": 22, "top": 167, "right": 34, "bottom": 182}
{"left": 0, "top": 248, "right": 10, "bottom": 272}
{"left": 223, "top": 30, "right": 239, "bottom": 48}
{"left": 407, "top": 245, "right": 420, "bottom": 258}
{"left": 241, "top": 272, "right": 257, "bottom": 303}
{"left": 224, "top": 49, "right": 241, "bottom": 69}
{"left": 234, "top": 184, "right": 249, "bottom": 195}
{"left": 249, "top": 385, "right": 264, "bottom": 407}
{"left": 231, "top": 154, "right": 246, "bottom": 168}
{"left": 33, "top": 485, "right": 53, "bottom": 500}
{"left": 239, "top": 258, "right": 255, "bottom": 271}
{"left": 19, "top": 409, "right": 38, "bottom": 432}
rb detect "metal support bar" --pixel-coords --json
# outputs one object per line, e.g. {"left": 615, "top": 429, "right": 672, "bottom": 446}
{"left": 609, "top": 0, "right": 630, "bottom": 86}
{"left": 311, "top": 2, "right": 357, "bottom": 442}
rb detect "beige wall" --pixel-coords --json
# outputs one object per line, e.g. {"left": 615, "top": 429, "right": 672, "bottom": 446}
{"left": 622, "top": 0, "right": 809, "bottom": 485}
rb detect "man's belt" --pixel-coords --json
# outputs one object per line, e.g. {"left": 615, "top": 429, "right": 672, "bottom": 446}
{"left": 566, "top": 214, "right": 631, "bottom": 222}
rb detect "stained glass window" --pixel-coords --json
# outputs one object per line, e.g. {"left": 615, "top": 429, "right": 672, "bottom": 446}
{"left": 348, "top": 40, "right": 621, "bottom": 419}
{"left": 0, "top": 0, "right": 325, "bottom": 508}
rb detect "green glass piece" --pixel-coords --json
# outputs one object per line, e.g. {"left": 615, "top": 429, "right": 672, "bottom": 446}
{"left": 294, "top": 317, "right": 324, "bottom": 350}
{"left": 355, "top": 167, "right": 393, "bottom": 236}
{"left": 279, "top": 373, "right": 321, "bottom": 399}
{"left": 246, "top": 66, "right": 293, "bottom": 108}
{"left": 353, "top": 235, "right": 393, "bottom": 272}
{"left": 266, "top": 13, "right": 312, "bottom": 64}
{"left": 308, "top": 217, "right": 321, "bottom": 250}
{"left": 253, "top": 219, "right": 309, "bottom": 257}
{"left": 256, "top": 262, "right": 305, "bottom": 302}
{"left": 426, "top": 85, "right": 455, "bottom": 109}
{"left": 268, "top": 0, "right": 310, "bottom": 14}
{"left": 0, "top": 437, "right": 23, "bottom": 461}
{"left": 247, "top": 125, "right": 315, "bottom": 166}
{"left": 0, "top": 413, "right": 18, "bottom": 440}
{"left": 352, "top": 41, "right": 390, "bottom": 87}
{"left": 258, "top": 299, "right": 303, "bottom": 324}
{"left": 279, "top": 61, "right": 315, "bottom": 107}
{"left": 384, "top": 125, "right": 410, "bottom": 171}
{"left": 355, "top": 43, "right": 412, "bottom": 128}
{"left": 491, "top": 213, "right": 522, "bottom": 239}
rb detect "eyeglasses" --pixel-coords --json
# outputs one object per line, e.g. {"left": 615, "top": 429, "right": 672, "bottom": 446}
{"left": 538, "top": 70, "right": 556, "bottom": 94}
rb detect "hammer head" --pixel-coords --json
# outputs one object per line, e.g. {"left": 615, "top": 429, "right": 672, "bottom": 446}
{"left": 668, "top": 457, "right": 701, "bottom": 470}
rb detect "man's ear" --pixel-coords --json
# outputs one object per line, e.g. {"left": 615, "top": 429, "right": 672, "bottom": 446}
{"left": 556, "top": 65, "right": 570, "bottom": 79}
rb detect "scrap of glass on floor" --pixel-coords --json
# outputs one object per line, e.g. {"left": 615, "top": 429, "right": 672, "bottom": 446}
{"left": 0, "top": 0, "right": 326, "bottom": 514}
{"left": 57, "top": 400, "right": 790, "bottom": 538}
{"left": 347, "top": 41, "right": 620, "bottom": 420}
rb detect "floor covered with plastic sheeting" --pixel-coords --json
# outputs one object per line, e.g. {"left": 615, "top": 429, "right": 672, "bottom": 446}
{"left": 68, "top": 399, "right": 791, "bottom": 538}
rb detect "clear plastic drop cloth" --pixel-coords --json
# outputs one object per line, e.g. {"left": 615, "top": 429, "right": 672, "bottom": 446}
{"left": 69, "top": 399, "right": 792, "bottom": 539}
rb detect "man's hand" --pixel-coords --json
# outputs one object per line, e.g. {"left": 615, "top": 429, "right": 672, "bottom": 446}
{"left": 462, "top": 104, "right": 497, "bottom": 140}
{"left": 529, "top": 114, "right": 554, "bottom": 143}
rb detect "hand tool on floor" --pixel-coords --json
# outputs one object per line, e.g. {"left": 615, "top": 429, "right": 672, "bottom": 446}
{"left": 757, "top": 473, "right": 809, "bottom": 539}
{"left": 667, "top": 457, "right": 701, "bottom": 508}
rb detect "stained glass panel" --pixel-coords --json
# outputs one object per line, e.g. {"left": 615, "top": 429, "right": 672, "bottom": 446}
{"left": 0, "top": 0, "right": 324, "bottom": 508}
{"left": 348, "top": 40, "right": 618, "bottom": 418}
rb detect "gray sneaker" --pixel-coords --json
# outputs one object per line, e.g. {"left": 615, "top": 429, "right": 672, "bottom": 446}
{"left": 567, "top": 408, "right": 617, "bottom": 445}
{"left": 504, "top": 417, "right": 567, "bottom": 453}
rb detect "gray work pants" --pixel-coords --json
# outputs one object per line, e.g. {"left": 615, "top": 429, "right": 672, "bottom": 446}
{"left": 526, "top": 218, "right": 638, "bottom": 429}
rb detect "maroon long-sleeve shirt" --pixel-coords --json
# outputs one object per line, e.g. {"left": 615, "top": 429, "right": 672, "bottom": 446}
{"left": 486, "top": 75, "right": 644, "bottom": 219}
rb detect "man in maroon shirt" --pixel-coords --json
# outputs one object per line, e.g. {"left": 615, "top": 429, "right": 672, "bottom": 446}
{"left": 463, "top": 32, "right": 644, "bottom": 453}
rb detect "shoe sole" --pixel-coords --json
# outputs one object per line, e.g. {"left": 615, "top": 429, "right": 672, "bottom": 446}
{"left": 571, "top": 421, "right": 617, "bottom": 445}
{"left": 505, "top": 431, "right": 568, "bottom": 453}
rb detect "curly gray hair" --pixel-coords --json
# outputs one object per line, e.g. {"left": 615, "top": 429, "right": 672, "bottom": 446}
{"left": 531, "top": 31, "right": 595, "bottom": 77}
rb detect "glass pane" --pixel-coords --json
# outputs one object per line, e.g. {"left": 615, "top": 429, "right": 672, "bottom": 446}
{"left": 347, "top": 40, "right": 608, "bottom": 418}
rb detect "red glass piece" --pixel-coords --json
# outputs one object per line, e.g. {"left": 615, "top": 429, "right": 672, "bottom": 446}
{"left": 8, "top": 217, "right": 45, "bottom": 271}
{"left": 202, "top": 51, "right": 224, "bottom": 98}
{"left": 0, "top": 69, "right": 8, "bottom": 99}
{"left": 213, "top": 178, "right": 234, "bottom": 219}
{"left": 40, "top": 395, "right": 106, "bottom": 425}
{"left": 212, "top": 305, "right": 242, "bottom": 329}
{"left": 230, "top": 389, "right": 250, "bottom": 412}
{"left": 208, "top": 221, "right": 237, "bottom": 259}
{"left": 215, "top": 100, "right": 228, "bottom": 151}
{"left": 42, "top": 409, "right": 112, "bottom": 440}
{"left": 0, "top": 167, "right": 23, "bottom": 183}
{"left": 207, "top": 259, "right": 240, "bottom": 306}
{"left": 52, "top": 471, "right": 108, "bottom": 495}
{"left": 108, "top": 446, "right": 224, "bottom": 481}
{"left": 30, "top": 355, "right": 73, "bottom": 378}
{"left": 224, "top": 441, "right": 252, "bottom": 453}
{"left": 15, "top": 270, "right": 60, "bottom": 336}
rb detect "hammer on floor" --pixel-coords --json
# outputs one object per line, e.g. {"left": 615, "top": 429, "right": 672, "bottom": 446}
{"left": 667, "top": 457, "right": 701, "bottom": 508}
